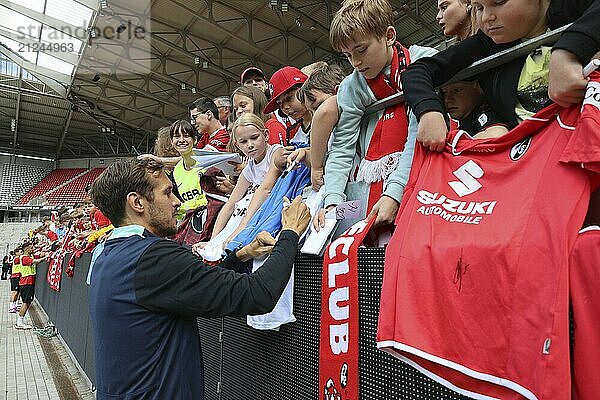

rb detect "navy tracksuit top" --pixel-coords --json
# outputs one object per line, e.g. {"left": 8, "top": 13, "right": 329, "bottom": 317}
{"left": 88, "top": 231, "right": 204, "bottom": 399}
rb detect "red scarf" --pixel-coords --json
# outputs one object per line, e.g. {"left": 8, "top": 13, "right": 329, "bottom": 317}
{"left": 47, "top": 247, "right": 67, "bottom": 292}
{"left": 319, "top": 217, "right": 376, "bottom": 400}
{"left": 46, "top": 225, "right": 75, "bottom": 291}
{"left": 360, "top": 43, "right": 411, "bottom": 214}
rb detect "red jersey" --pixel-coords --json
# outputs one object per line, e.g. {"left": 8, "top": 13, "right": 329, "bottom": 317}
{"left": 196, "top": 127, "right": 230, "bottom": 151}
{"left": 265, "top": 117, "right": 287, "bottom": 146}
{"left": 570, "top": 226, "right": 600, "bottom": 400}
{"left": 377, "top": 103, "right": 599, "bottom": 400}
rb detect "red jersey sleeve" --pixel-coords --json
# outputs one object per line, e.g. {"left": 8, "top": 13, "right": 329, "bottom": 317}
{"left": 209, "top": 128, "right": 230, "bottom": 152}
{"left": 560, "top": 72, "right": 600, "bottom": 174}
{"left": 20, "top": 256, "right": 34, "bottom": 266}
{"left": 195, "top": 135, "right": 208, "bottom": 149}
{"left": 265, "top": 117, "right": 287, "bottom": 146}
{"left": 195, "top": 128, "right": 230, "bottom": 152}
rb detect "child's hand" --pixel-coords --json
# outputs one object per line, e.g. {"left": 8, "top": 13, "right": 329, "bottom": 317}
{"left": 417, "top": 111, "right": 447, "bottom": 152}
{"left": 222, "top": 236, "right": 233, "bottom": 250}
{"left": 313, "top": 205, "right": 335, "bottom": 231}
{"left": 137, "top": 153, "right": 161, "bottom": 162}
{"left": 287, "top": 148, "right": 310, "bottom": 168}
{"left": 191, "top": 242, "right": 208, "bottom": 256}
{"left": 228, "top": 161, "right": 246, "bottom": 175}
{"left": 215, "top": 176, "right": 234, "bottom": 194}
{"left": 366, "top": 195, "right": 399, "bottom": 227}
{"left": 311, "top": 168, "right": 324, "bottom": 191}
{"left": 548, "top": 49, "right": 588, "bottom": 107}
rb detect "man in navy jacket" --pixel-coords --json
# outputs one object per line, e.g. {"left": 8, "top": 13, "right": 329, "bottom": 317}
{"left": 88, "top": 158, "right": 310, "bottom": 399}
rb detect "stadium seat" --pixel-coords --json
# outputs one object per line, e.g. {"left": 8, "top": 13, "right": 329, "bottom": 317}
{"left": 45, "top": 168, "right": 106, "bottom": 206}
{"left": 0, "top": 163, "right": 53, "bottom": 206}
{"left": 16, "top": 168, "right": 86, "bottom": 205}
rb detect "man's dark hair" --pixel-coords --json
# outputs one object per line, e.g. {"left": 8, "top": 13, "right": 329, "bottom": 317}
{"left": 89, "top": 158, "right": 164, "bottom": 227}
{"left": 188, "top": 97, "right": 219, "bottom": 119}
{"left": 169, "top": 119, "right": 199, "bottom": 141}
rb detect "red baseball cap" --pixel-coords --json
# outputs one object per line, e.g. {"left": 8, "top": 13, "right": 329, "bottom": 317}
{"left": 263, "top": 66, "right": 308, "bottom": 114}
{"left": 240, "top": 67, "right": 265, "bottom": 84}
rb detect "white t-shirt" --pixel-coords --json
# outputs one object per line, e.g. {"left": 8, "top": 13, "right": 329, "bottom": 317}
{"left": 241, "top": 144, "right": 282, "bottom": 186}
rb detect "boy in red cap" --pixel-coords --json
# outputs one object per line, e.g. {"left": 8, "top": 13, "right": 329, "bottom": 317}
{"left": 263, "top": 66, "right": 312, "bottom": 146}
{"left": 242, "top": 66, "right": 302, "bottom": 144}
{"left": 314, "top": 0, "right": 436, "bottom": 244}
{"left": 221, "top": 66, "right": 312, "bottom": 245}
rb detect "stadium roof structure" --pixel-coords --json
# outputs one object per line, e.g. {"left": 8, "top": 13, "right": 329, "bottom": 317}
{"left": 0, "top": 0, "right": 445, "bottom": 159}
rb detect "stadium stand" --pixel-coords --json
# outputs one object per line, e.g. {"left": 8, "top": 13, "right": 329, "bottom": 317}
{"left": 0, "top": 222, "right": 40, "bottom": 253}
{"left": 45, "top": 168, "right": 106, "bottom": 206}
{"left": 0, "top": 163, "right": 52, "bottom": 206}
{"left": 16, "top": 168, "right": 86, "bottom": 205}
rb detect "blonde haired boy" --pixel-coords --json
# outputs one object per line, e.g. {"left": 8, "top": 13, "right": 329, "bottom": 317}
{"left": 316, "top": 0, "right": 437, "bottom": 241}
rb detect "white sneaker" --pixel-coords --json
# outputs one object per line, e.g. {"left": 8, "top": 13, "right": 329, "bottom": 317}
{"left": 15, "top": 323, "right": 32, "bottom": 330}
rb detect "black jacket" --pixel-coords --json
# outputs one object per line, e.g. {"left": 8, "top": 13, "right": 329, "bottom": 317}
{"left": 403, "top": 0, "right": 600, "bottom": 129}
{"left": 89, "top": 227, "right": 299, "bottom": 400}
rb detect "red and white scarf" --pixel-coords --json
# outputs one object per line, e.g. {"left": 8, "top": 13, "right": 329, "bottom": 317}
{"left": 358, "top": 43, "right": 411, "bottom": 214}
{"left": 319, "top": 217, "right": 375, "bottom": 399}
{"left": 46, "top": 224, "right": 75, "bottom": 291}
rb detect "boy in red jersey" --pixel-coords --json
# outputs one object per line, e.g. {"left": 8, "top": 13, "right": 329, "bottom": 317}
{"left": 8, "top": 247, "right": 22, "bottom": 313}
{"left": 15, "top": 243, "right": 46, "bottom": 329}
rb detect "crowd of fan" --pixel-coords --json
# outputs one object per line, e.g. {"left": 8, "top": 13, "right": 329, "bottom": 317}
{"left": 3, "top": 195, "right": 112, "bottom": 329}
{"left": 3, "top": 0, "right": 598, "bottom": 332}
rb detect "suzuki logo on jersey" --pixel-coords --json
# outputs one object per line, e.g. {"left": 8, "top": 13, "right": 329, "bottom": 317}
{"left": 510, "top": 136, "right": 532, "bottom": 161}
{"left": 448, "top": 160, "right": 483, "bottom": 197}
{"left": 583, "top": 81, "right": 600, "bottom": 110}
{"left": 416, "top": 190, "right": 497, "bottom": 224}
{"left": 416, "top": 160, "right": 497, "bottom": 225}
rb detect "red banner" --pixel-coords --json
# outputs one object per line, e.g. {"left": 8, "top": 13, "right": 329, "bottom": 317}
{"left": 319, "top": 218, "right": 375, "bottom": 400}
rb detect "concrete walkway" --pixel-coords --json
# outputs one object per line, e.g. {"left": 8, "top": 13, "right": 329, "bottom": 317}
{"left": 0, "top": 280, "right": 94, "bottom": 400}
